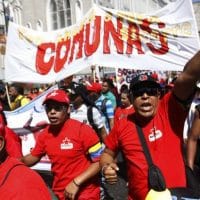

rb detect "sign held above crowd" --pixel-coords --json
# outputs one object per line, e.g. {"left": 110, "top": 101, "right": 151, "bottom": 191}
{"left": 4, "top": 0, "right": 200, "bottom": 84}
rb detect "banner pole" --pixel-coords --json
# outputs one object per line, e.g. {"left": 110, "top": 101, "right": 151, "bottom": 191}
{"left": 5, "top": 83, "right": 11, "bottom": 109}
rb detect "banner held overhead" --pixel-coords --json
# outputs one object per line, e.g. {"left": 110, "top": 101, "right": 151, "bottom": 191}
{"left": 4, "top": 0, "right": 200, "bottom": 83}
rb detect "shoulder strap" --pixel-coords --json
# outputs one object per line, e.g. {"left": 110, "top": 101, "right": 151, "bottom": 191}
{"left": 87, "top": 106, "right": 102, "bottom": 140}
{"left": 87, "top": 106, "right": 94, "bottom": 126}
{"left": 0, "top": 163, "right": 24, "bottom": 187}
{"left": 135, "top": 124, "right": 153, "bottom": 166}
{"left": 101, "top": 98, "right": 107, "bottom": 116}
{"left": 136, "top": 124, "right": 167, "bottom": 191}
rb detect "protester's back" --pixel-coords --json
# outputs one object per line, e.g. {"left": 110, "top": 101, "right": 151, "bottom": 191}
{"left": 87, "top": 83, "right": 115, "bottom": 134}
{"left": 0, "top": 134, "right": 51, "bottom": 200}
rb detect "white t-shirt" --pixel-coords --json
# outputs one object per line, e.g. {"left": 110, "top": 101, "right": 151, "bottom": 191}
{"left": 70, "top": 104, "right": 105, "bottom": 129}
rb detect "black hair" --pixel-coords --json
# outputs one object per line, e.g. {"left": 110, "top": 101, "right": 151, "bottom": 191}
{"left": 0, "top": 84, "right": 5, "bottom": 95}
{"left": 120, "top": 88, "right": 132, "bottom": 102}
{"left": 103, "top": 78, "right": 115, "bottom": 89}
{"left": 69, "top": 82, "right": 98, "bottom": 108}
{"left": 120, "top": 84, "right": 129, "bottom": 93}
{"left": 10, "top": 83, "right": 24, "bottom": 95}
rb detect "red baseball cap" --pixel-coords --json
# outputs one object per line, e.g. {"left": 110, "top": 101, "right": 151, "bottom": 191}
{"left": 87, "top": 83, "right": 102, "bottom": 93}
{"left": 43, "top": 89, "right": 70, "bottom": 105}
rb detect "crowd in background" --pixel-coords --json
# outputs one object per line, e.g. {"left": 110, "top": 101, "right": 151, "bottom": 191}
{"left": 1, "top": 65, "right": 200, "bottom": 200}
{"left": 0, "top": 69, "right": 178, "bottom": 112}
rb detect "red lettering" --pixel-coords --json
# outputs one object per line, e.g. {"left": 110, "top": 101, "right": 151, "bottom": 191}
{"left": 103, "top": 17, "right": 123, "bottom": 54}
{"left": 54, "top": 39, "right": 71, "bottom": 72}
{"left": 126, "top": 22, "right": 144, "bottom": 54}
{"left": 85, "top": 16, "right": 101, "bottom": 56}
{"left": 140, "top": 19, "right": 169, "bottom": 55}
{"left": 68, "top": 27, "right": 84, "bottom": 64}
{"left": 36, "top": 43, "right": 55, "bottom": 75}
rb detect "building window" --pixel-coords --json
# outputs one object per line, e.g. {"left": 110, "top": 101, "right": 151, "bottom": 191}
{"left": 49, "top": 0, "right": 58, "bottom": 29}
{"left": 48, "top": 0, "right": 71, "bottom": 30}
{"left": 63, "top": 0, "right": 72, "bottom": 26}
{"left": 11, "top": 0, "right": 22, "bottom": 24}
{"left": 0, "top": 0, "right": 22, "bottom": 27}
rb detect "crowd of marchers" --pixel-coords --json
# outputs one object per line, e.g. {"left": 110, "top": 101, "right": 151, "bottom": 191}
{"left": 1, "top": 52, "right": 200, "bottom": 200}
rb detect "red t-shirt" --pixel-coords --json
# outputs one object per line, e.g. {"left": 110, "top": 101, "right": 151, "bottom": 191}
{"left": 5, "top": 126, "right": 22, "bottom": 158}
{"left": 114, "top": 105, "right": 134, "bottom": 124}
{"left": 0, "top": 157, "right": 51, "bottom": 200}
{"left": 31, "top": 119, "right": 101, "bottom": 200}
{"left": 105, "top": 92, "right": 187, "bottom": 200}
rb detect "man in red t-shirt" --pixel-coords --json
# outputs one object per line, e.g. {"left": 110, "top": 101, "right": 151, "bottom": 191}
{"left": 21, "top": 89, "right": 103, "bottom": 200}
{"left": 0, "top": 135, "right": 51, "bottom": 200}
{"left": 100, "top": 51, "right": 200, "bottom": 200}
{"left": 114, "top": 87, "right": 134, "bottom": 124}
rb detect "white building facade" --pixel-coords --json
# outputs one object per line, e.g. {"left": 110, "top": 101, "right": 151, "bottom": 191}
{"left": 0, "top": 0, "right": 199, "bottom": 80}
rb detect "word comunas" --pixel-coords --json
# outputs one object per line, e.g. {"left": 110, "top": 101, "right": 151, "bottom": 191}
{"left": 36, "top": 15, "right": 169, "bottom": 75}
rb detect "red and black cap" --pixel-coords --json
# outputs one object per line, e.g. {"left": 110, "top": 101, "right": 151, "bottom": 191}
{"left": 130, "top": 72, "right": 161, "bottom": 90}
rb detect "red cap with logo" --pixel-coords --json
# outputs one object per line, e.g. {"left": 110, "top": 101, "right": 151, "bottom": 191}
{"left": 130, "top": 72, "right": 160, "bottom": 90}
{"left": 43, "top": 89, "right": 70, "bottom": 105}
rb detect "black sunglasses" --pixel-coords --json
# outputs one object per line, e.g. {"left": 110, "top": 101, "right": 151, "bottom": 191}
{"left": 44, "top": 104, "right": 67, "bottom": 112}
{"left": 132, "top": 87, "right": 159, "bottom": 98}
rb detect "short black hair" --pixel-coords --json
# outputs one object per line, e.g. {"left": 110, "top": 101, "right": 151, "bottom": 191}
{"left": 0, "top": 84, "right": 5, "bottom": 94}
{"left": 10, "top": 83, "right": 24, "bottom": 95}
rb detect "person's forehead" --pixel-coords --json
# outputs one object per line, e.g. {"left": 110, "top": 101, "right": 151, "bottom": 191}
{"left": 121, "top": 93, "right": 128, "bottom": 98}
{"left": 102, "top": 82, "right": 108, "bottom": 87}
{"left": 9, "top": 87, "right": 16, "bottom": 92}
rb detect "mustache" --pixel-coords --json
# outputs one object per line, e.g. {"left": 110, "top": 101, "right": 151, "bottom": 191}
{"left": 140, "top": 102, "right": 151, "bottom": 107}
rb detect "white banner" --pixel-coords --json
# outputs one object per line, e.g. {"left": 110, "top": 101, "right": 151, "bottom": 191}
{"left": 5, "top": 0, "right": 200, "bottom": 83}
{"left": 4, "top": 85, "right": 58, "bottom": 171}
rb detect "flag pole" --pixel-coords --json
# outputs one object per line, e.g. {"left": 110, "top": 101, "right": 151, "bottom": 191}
{"left": 2, "top": 0, "right": 12, "bottom": 109}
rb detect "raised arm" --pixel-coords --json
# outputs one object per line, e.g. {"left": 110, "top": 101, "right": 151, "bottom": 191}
{"left": 173, "top": 51, "right": 200, "bottom": 102}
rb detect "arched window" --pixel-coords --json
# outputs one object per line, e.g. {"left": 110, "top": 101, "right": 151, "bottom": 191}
{"left": 47, "top": 0, "right": 71, "bottom": 31}
{"left": 62, "top": 0, "right": 72, "bottom": 27}
{"left": 49, "top": 0, "right": 58, "bottom": 30}
{"left": 12, "top": 0, "right": 22, "bottom": 25}
{"left": 0, "top": 0, "right": 22, "bottom": 29}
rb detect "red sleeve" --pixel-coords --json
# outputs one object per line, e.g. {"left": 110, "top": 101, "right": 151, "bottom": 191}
{"left": 31, "top": 131, "right": 46, "bottom": 158}
{"left": 114, "top": 107, "right": 121, "bottom": 124}
{"left": 79, "top": 123, "right": 100, "bottom": 152}
{"left": 104, "top": 122, "right": 120, "bottom": 152}
{"left": 161, "top": 92, "right": 188, "bottom": 137}
{"left": 5, "top": 127, "right": 22, "bottom": 158}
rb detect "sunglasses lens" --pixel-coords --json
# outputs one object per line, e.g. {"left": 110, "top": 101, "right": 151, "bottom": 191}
{"left": 133, "top": 88, "right": 158, "bottom": 97}
{"left": 45, "top": 104, "right": 65, "bottom": 112}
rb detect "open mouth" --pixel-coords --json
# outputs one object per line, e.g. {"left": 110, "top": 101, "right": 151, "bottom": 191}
{"left": 140, "top": 103, "right": 152, "bottom": 112}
